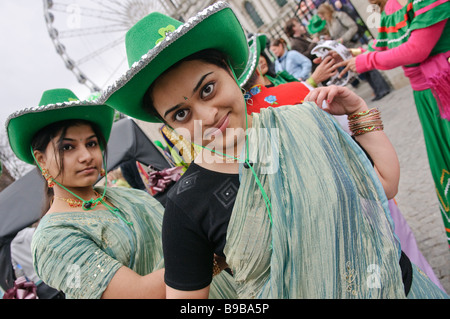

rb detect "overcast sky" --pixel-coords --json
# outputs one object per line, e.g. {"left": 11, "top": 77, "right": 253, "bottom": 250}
{"left": 0, "top": 0, "right": 93, "bottom": 131}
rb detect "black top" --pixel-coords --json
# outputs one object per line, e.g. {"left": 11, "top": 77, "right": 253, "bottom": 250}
{"left": 162, "top": 163, "right": 239, "bottom": 291}
{"left": 162, "top": 139, "right": 374, "bottom": 291}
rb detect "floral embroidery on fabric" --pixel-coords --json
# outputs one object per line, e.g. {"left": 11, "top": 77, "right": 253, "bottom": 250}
{"left": 249, "top": 85, "right": 262, "bottom": 96}
{"left": 156, "top": 25, "right": 176, "bottom": 45}
{"left": 264, "top": 95, "right": 278, "bottom": 105}
{"left": 343, "top": 261, "right": 358, "bottom": 296}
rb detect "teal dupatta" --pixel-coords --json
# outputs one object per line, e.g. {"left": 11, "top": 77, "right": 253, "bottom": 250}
{"left": 224, "top": 103, "right": 406, "bottom": 298}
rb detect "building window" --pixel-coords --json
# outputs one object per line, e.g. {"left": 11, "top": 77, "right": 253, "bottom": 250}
{"left": 275, "top": 0, "right": 288, "bottom": 7}
{"left": 244, "top": 1, "right": 264, "bottom": 28}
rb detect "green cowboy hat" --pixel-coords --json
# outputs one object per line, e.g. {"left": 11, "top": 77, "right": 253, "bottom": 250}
{"left": 101, "top": 1, "right": 249, "bottom": 123}
{"left": 6, "top": 88, "right": 115, "bottom": 164}
{"left": 307, "top": 15, "right": 326, "bottom": 34}
{"left": 237, "top": 34, "right": 267, "bottom": 88}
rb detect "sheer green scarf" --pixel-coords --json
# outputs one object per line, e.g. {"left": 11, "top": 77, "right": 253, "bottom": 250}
{"left": 224, "top": 103, "right": 406, "bottom": 298}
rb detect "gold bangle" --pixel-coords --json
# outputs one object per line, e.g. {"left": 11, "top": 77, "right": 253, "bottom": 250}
{"left": 348, "top": 108, "right": 379, "bottom": 121}
{"left": 351, "top": 124, "right": 383, "bottom": 133}
{"left": 348, "top": 108, "right": 384, "bottom": 136}
{"left": 349, "top": 119, "right": 383, "bottom": 131}
{"left": 352, "top": 125, "right": 384, "bottom": 136}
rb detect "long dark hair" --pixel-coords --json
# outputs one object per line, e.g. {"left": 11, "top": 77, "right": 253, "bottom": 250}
{"left": 142, "top": 49, "right": 232, "bottom": 122}
{"left": 31, "top": 119, "right": 108, "bottom": 216}
{"left": 284, "top": 18, "right": 298, "bottom": 38}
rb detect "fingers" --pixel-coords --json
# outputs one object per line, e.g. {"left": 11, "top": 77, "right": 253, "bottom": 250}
{"left": 304, "top": 89, "right": 318, "bottom": 103}
{"left": 338, "top": 63, "right": 351, "bottom": 79}
{"left": 315, "top": 88, "right": 330, "bottom": 109}
{"left": 322, "top": 55, "right": 333, "bottom": 65}
{"left": 305, "top": 85, "right": 340, "bottom": 110}
{"left": 325, "top": 56, "right": 338, "bottom": 71}
{"left": 324, "top": 85, "right": 340, "bottom": 105}
{"left": 313, "top": 57, "right": 322, "bottom": 64}
{"left": 329, "top": 51, "right": 343, "bottom": 63}
{"left": 333, "top": 60, "right": 348, "bottom": 69}
{"left": 314, "top": 55, "right": 332, "bottom": 65}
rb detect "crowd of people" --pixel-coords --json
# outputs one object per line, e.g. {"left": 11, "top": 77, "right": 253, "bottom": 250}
{"left": 3, "top": 0, "right": 449, "bottom": 300}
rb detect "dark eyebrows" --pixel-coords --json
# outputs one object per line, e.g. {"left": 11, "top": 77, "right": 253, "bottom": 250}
{"left": 163, "top": 71, "right": 214, "bottom": 119}
{"left": 192, "top": 72, "right": 213, "bottom": 94}
{"left": 164, "top": 103, "right": 184, "bottom": 118}
{"left": 61, "top": 134, "right": 97, "bottom": 142}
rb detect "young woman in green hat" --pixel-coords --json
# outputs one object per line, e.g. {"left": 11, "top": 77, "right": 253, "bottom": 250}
{"left": 5, "top": 89, "right": 168, "bottom": 299}
{"left": 102, "top": 2, "right": 448, "bottom": 299}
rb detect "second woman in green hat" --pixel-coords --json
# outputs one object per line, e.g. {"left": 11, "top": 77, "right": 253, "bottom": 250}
{"left": 6, "top": 89, "right": 166, "bottom": 299}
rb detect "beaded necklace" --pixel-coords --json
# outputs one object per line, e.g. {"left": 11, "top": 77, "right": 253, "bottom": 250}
{"left": 54, "top": 191, "right": 101, "bottom": 208}
{"left": 31, "top": 148, "right": 133, "bottom": 226}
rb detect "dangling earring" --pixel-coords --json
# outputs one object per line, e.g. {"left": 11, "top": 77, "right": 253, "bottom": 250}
{"left": 100, "top": 168, "right": 106, "bottom": 177}
{"left": 42, "top": 168, "right": 55, "bottom": 188}
{"left": 242, "top": 88, "right": 253, "bottom": 106}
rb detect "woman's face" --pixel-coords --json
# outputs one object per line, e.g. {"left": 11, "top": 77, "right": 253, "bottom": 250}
{"left": 292, "top": 20, "right": 305, "bottom": 37}
{"left": 270, "top": 43, "right": 284, "bottom": 57}
{"left": 151, "top": 59, "right": 247, "bottom": 153}
{"left": 258, "top": 55, "right": 269, "bottom": 75}
{"left": 36, "top": 124, "right": 103, "bottom": 189}
{"left": 318, "top": 11, "right": 332, "bottom": 22}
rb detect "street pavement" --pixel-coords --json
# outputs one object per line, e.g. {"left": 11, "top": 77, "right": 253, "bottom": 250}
{"left": 353, "top": 80, "right": 450, "bottom": 293}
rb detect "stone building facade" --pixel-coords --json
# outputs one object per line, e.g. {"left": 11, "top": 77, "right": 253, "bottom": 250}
{"left": 158, "top": 0, "right": 303, "bottom": 40}
{"left": 154, "top": 0, "right": 407, "bottom": 88}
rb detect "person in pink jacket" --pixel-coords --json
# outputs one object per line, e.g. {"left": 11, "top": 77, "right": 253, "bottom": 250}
{"left": 337, "top": 0, "right": 450, "bottom": 252}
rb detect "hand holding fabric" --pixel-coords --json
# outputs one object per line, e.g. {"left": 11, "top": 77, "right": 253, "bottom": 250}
{"left": 304, "top": 85, "right": 368, "bottom": 116}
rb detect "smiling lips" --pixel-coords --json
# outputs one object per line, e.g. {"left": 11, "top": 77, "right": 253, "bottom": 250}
{"left": 208, "top": 113, "right": 230, "bottom": 138}
{"left": 78, "top": 167, "right": 97, "bottom": 175}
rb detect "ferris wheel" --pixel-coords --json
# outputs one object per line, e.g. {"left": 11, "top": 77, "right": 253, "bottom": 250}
{"left": 43, "top": 0, "right": 170, "bottom": 93}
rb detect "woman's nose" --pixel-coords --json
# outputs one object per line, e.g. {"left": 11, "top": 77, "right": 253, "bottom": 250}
{"left": 78, "top": 146, "right": 93, "bottom": 162}
{"left": 195, "top": 103, "right": 219, "bottom": 126}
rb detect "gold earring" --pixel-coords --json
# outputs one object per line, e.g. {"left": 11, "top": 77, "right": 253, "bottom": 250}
{"left": 42, "top": 168, "right": 55, "bottom": 188}
{"left": 100, "top": 168, "right": 106, "bottom": 177}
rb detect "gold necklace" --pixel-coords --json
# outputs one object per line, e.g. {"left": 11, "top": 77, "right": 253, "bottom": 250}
{"left": 216, "top": 154, "right": 240, "bottom": 163}
{"left": 54, "top": 191, "right": 101, "bottom": 208}
{"left": 208, "top": 150, "right": 241, "bottom": 163}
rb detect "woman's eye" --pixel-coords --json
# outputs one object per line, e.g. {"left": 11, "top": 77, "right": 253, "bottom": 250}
{"left": 87, "top": 141, "right": 98, "bottom": 148}
{"left": 174, "top": 109, "right": 190, "bottom": 122}
{"left": 201, "top": 83, "right": 215, "bottom": 99}
{"left": 61, "top": 144, "right": 74, "bottom": 151}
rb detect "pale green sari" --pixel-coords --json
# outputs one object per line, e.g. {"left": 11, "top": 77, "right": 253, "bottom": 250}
{"left": 31, "top": 185, "right": 235, "bottom": 299}
{"left": 224, "top": 103, "right": 447, "bottom": 299}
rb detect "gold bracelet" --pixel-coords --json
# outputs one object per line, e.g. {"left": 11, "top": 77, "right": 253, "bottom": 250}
{"left": 350, "top": 123, "right": 384, "bottom": 136}
{"left": 348, "top": 108, "right": 379, "bottom": 121}
{"left": 348, "top": 108, "right": 384, "bottom": 136}
{"left": 352, "top": 125, "right": 384, "bottom": 136}
{"left": 349, "top": 119, "right": 383, "bottom": 131}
